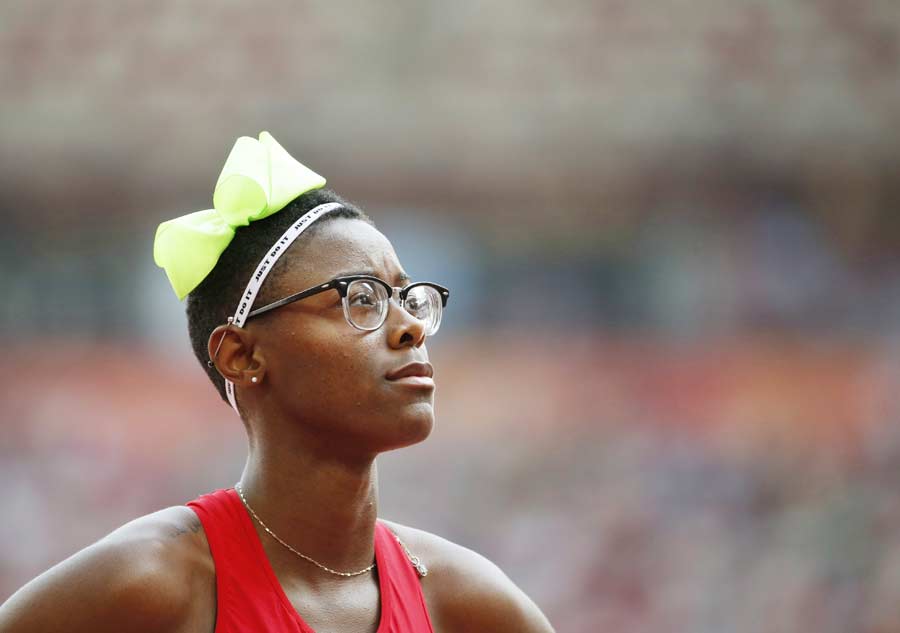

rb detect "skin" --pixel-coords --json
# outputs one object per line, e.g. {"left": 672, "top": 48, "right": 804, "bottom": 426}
{"left": 0, "top": 218, "right": 555, "bottom": 633}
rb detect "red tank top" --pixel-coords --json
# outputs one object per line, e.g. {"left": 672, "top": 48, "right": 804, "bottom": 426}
{"left": 186, "top": 488, "right": 435, "bottom": 633}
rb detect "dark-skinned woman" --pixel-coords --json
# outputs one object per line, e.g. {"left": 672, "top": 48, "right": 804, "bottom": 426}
{"left": 0, "top": 132, "right": 555, "bottom": 633}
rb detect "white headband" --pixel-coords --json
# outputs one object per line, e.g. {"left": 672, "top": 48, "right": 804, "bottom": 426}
{"left": 221, "top": 202, "right": 343, "bottom": 415}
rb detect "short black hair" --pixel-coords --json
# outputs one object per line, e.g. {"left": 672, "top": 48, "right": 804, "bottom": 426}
{"left": 185, "top": 188, "right": 373, "bottom": 407}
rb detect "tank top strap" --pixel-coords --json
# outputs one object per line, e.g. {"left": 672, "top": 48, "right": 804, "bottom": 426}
{"left": 186, "top": 488, "right": 313, "bottom": 633}
{"left": 373, "top": 521, "right": 436, "bottom": 632}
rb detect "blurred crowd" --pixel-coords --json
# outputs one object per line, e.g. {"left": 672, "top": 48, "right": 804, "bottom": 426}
{"left": 3, "top": 336, "right": 899, "bottom": 632}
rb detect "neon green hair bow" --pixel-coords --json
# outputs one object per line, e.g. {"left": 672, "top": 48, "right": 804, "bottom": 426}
{"left": 153, "top": 131, "right": 326, "bottom": 300}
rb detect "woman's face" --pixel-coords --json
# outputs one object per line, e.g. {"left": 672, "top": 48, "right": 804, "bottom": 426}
{"left": 245, "top": 217, "right": 436, "bottom": 456}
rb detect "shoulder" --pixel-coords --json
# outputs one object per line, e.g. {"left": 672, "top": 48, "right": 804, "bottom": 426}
{"left": 0, "top": 505, "right": 215, "bottom": 633}
{"left": 380, "top": 520, "right": 555, "bottom": 633}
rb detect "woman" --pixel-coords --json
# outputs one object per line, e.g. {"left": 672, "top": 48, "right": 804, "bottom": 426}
{"left": 0, "top": 132, "right": 555, "bottom": 633}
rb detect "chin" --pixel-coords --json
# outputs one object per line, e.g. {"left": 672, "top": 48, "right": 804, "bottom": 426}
{"left": 389, "top": 404, "right": 435, "bottom": 450}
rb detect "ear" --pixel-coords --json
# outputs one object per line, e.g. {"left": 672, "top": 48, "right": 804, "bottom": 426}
{"left": 207, "top": 324, "right": 266, "bottom": 386}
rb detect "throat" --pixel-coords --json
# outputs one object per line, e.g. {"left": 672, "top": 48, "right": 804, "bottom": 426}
{"left": 236, "top": 453, "right": 382, "bottom": 584}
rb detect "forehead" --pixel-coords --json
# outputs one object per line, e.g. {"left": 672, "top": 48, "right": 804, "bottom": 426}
{"left": 279, "top": 217, "right": 406, "bottom": 287}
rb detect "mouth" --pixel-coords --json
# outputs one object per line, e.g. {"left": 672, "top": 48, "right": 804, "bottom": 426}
{"left": 385, "top": 362, "right": 435, "bottom": 389}
{"left": 387, "top": 375, "right": 435, "bottom": 389}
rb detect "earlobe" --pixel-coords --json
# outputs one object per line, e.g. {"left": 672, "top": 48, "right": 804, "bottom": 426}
{"left": 244, "top": 347, "right": 267, "bottom": 387}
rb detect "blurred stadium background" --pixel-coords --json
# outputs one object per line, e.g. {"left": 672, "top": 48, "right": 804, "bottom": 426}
{"left": 2, "top": 2, "right": 900, "bottom": 631}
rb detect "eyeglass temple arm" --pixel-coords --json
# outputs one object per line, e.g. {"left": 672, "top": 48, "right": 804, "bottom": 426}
{"left": 246, "top": 283, "right": 336, "bottom": 319}
{"left": 206, "top": 282, "right": 332, "bottom": 367}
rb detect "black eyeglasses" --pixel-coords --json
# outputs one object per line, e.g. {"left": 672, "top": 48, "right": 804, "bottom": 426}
{"left": 247, "top": 274, "right": 450, "bottom": 335}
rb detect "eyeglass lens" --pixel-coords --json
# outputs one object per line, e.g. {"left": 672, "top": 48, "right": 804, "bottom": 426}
{"left": 344, "top": 279, "right": 443, "bottom": 334}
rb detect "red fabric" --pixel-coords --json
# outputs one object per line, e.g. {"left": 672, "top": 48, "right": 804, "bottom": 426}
{"left": 186, "top": 488, "right": 435, "bottom": 633}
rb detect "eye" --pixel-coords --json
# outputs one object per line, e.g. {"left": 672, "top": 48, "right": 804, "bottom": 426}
{"left": 349, "top": 288, "right": 378, "bottom": 307}
{"left": 406, "top": 294, "right": 423, "bottom": 310}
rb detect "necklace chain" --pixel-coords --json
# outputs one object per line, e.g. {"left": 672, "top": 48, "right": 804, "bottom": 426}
{"left": 234, "top": 482, "right": 377, "bottom": 578}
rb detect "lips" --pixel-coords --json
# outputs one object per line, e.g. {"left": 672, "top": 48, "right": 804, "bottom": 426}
{"left": 385, "top": 362, "right": 434, "bottom": 381}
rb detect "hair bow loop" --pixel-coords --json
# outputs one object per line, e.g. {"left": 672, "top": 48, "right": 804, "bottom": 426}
{"left": 212, "top": 136, "right": 270, "bottom": 226}
{"left": 153, "top": 131, "right": 326, "bottom": 300}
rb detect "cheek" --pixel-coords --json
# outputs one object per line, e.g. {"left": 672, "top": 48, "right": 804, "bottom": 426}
{"left": 274, "top": 329, "right": 381, "bottom": 408}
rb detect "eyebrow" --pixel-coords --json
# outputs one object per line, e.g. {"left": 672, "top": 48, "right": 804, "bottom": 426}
{"left": 337, "top": 270, "right": 412, "bottom": 284}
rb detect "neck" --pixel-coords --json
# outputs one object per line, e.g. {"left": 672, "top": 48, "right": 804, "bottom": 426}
{"left": 237, "top": 433, "right": 380, "bottom": 585}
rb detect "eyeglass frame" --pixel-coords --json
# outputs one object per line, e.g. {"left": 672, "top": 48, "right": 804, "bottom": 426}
{"left": 207, "top": 275, "right": 449, "bottom": 368}
{"left": 245, "top": 274, "right": 450, "bottom": 329}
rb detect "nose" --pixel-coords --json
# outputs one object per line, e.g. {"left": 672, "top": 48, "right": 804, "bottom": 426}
{"left": 385, "top": 293, "right": 427, "bottom": 349}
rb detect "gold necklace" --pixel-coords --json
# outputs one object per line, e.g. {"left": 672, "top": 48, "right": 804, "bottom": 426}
{"left": 234, "top": 482, "right": 376, "bottom": 577}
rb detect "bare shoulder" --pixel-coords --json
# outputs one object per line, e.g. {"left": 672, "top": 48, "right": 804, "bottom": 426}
{"left": 380, "top": 520, "right": 555, "bottom": 633}
{"left": 0, "top": 505, "right": 215, "bottom": 633}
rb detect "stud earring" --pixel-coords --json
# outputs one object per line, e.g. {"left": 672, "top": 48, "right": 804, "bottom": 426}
{"left": 251, "top": 376, "right": 258, "bottom": 383}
